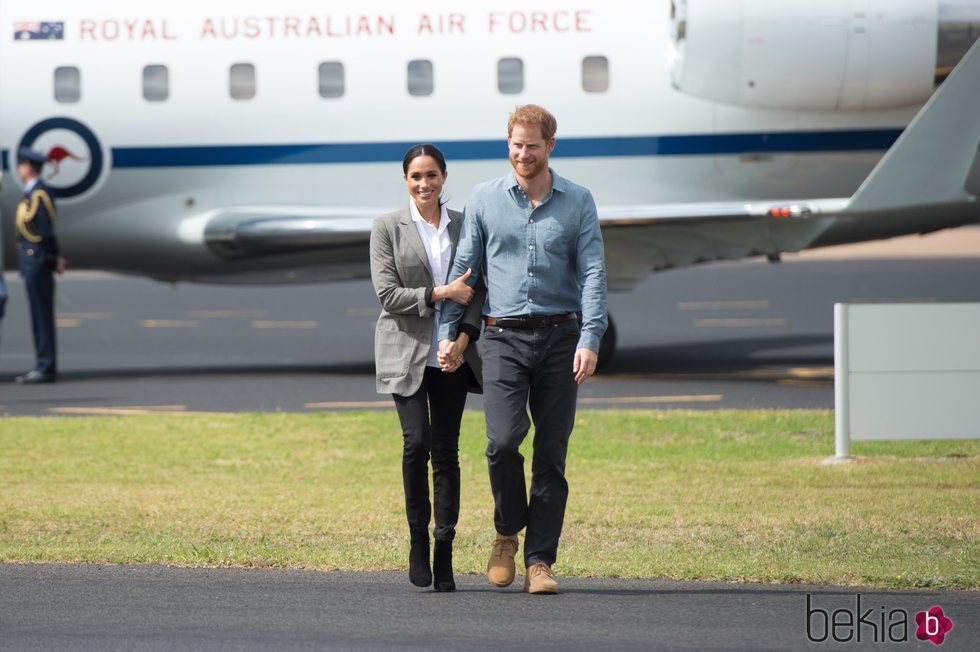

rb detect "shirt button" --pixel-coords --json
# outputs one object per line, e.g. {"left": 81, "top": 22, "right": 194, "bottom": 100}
{"left": 528, "top": 245, "right": 534, "bottom": 250}
{"left": 528, "top": 272, "right": 534, "bottom": 277}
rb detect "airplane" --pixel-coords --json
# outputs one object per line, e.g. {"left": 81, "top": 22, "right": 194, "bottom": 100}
{"left": 2, "top": 0, "right": 979, "bottom": 365}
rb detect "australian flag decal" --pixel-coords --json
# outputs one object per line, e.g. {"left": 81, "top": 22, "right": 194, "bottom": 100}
{"left": 14, "top": 21, "right": 64, "bottom": 41}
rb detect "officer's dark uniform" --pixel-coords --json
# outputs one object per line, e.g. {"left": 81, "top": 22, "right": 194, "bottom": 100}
{"left": 15, "top": 148, "right": 60, "bottom": 382}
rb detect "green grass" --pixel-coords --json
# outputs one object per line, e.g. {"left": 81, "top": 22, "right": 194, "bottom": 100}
{"left": 1, "top": 410, "right": 977, "bottom": 589}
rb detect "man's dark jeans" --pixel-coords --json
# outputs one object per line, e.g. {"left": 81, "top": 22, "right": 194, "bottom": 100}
{"left": 480, "top": 319, "right": 579, "bottom": 567}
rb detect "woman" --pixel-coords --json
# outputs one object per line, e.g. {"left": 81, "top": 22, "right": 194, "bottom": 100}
{"left": 369, "top": 144, "right": 484, "bottom": 592}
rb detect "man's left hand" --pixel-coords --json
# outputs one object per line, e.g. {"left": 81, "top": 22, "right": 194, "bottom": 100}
{"left": 573, "top": 348, "right": 598, "bottom": 384}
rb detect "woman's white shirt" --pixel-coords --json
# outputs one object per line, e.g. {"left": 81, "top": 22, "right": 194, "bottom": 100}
{"left": 410, "top": 201, "right": 452, "bottom": 368}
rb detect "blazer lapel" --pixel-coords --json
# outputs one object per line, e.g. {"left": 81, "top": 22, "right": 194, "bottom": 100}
{"left": 398, "top": 206, "right": 433, "bottom": 278}
{"left": 446, "top": 211, "right": 463, "bottom": 272}
{"left": 447, "top": 211, "right": 461, "bottom": 261}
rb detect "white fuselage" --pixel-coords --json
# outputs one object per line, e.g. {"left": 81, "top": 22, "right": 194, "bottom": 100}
{"left": 0, "top": 1, "right": 937, "bottom": 281}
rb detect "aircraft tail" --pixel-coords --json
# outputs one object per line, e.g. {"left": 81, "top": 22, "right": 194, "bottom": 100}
{"left": 847, "top": 38, "right": 980, "bottom": 213}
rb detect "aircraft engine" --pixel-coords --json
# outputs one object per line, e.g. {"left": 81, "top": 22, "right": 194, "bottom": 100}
{"left": 667, "top": 0, "right": 980, "bottom": 111}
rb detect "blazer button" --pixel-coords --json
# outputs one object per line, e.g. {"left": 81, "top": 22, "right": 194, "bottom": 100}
{"left": 27, "top": 249, "right": 35, "bottom": 256}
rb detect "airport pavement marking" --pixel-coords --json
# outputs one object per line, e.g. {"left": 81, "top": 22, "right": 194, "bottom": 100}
{"left": 56, "top": 312, "right": 115, "bottom": 328}
{"left": 596, "top": 366, "right": 834, "bottom": 383}
{"left": 139, "top": 319, "right": 200, "bottom": 329}
{"left": 46, "top": 405, "right": 232, "bottom": 416}
{"left": 578, "top": 394, "right": 723, "bottom": 405}
{"left": 777, "top": 379, "right": 834, "bottom": 387}
{"left": 58, "top": 312, "right": 115, "bottom": 320}
{"left": 305, "top": 400, "right": 393, "bottom": 409}
{"left": 676, "top": 300, "right": 770, "bottom": 311}
{"left": 345, "top": 307, "right": 380, "bottom": 317}
{"left": 187, "top": 310, "right": 269, "bottom": 319}
{"left": 251, "top": 320, "right": 319, "bottom": 329}
{"left": 693, "top": 317, "right": 787, "bottom": 328}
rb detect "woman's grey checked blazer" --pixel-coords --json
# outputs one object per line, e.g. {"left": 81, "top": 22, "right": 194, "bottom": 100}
{"left": 369, "top": 206, "right": 485, "bottom": 396}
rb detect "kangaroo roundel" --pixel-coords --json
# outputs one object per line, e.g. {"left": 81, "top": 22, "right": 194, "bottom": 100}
{"left": 17, "top": 117, "right": 106, "bottom": 199}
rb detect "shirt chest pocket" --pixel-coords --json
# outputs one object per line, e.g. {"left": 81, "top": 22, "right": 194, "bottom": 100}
{"left": 543, "top": 216, "right": 578, "bottom": 254}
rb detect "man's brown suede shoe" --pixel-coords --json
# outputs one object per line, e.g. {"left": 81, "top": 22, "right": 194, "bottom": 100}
{"left": 523, "top": 563, "right": 559, "bottom": 594}
{"left": 486, "top": 534, "right": 519, "bottom": 587}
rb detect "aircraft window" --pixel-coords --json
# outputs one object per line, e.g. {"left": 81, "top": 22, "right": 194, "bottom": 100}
{"left": 143, "top": 65, "right": 169, "bottom": 102}
{"left": 318, "top": 61, "right": 345, "bottom": 98}
{"left": 230, "top": 63, "right": 256, "bottom": 100}
{"left": 407, "top": 59, "right": 434, "bottom": 96}
{"left": 582, "top": 56, "right": 609, "bottom": 93}
{"left": 54, "top": 66, "right": 81, "bottom": 103}
{"left": 498, "top": 58, "right": 524, "bottom": 94}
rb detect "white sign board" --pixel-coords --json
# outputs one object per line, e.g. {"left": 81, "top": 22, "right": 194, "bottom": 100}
{"left": 834, "top": 303, "right": 980, "bottom": 459}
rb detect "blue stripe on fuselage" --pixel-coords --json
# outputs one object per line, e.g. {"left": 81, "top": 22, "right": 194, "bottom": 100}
{"left": 1, "top": 129, "right": 902, "bottom": 171}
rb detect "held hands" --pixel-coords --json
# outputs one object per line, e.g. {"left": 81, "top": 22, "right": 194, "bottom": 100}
{"left": 434, "top": 268, "right": 473, "bottom": 305}
{"left": 55, "top": 256, "right": 66, "bottom": 276}
{"left": 437, "top": 332, "right": 470, "bottom": 373}
{"left": 573, "top": 348, "right": 598, "bottom": 384}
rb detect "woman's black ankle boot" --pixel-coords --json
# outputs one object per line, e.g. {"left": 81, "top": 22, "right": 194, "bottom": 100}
{"left": 433, "top": 540, "right": 455, "bottom": 592}
{"left": 409, "top": 531, "right": 432, "bottom": 587}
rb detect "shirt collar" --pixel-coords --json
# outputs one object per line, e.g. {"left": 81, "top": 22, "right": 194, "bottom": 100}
{"left": 409, "top": 200, "right": 449, "bottom": 234}
{"left": 25, "top": 177, "right": 40, "bottom": 193}
{"left": 506, "top": 167, "right": 565, "bottom": 193}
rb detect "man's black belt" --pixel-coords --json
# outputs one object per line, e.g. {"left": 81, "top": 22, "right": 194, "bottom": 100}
{"left": 484, "top": 313, "right": 577, "bottom": 329}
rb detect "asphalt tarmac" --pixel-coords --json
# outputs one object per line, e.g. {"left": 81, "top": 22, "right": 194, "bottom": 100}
{"left": 1, "top": 252, "right": 978, "bottom": 416}
{"left": 1, "top": 564, "right": 977, "bottom": 651}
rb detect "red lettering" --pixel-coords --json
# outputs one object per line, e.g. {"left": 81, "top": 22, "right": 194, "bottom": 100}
{"left": 325, "top": 16, "right": 344, "bottom": 38}
{"left": 378, "top": 15, "right": 395, "bottom": 35}
{"left": 489, "top": 12, "right": 503, "bottom": 34}
{"left": 509, "top": 13, "right": 527, "bottom": 33}
{"left": 418, "top": 14, "right": 463, "bottom": 35}
{"left": 306, "top": 16, "right": 321, "bottom": 37}
{"left": 220, "top": 18, "right": 238, "bottom": 39}
{"left": 141, "top": 20, "right": 157, "bottom": 40}
{"left": 163, "top": 19, "right": 177, "bottom": 40}
{"left": 102, "top": 20, "right": 119, "bottom": 41}
{"left": 244, "top": 17, "right": 260, "bottom": 39}
{"left": 123, "top": 19, "right": 138, "bottom": 40}
{"left": 80, "top": 19, "right": 96, "bottom": 40}
{"left": 576, "top": 10, "right": 592, "bottom": 32}
{"left": 532, "top": 12, "right": 547, "bottom": 32}
{"left": 284, "top": 16, "right": 300, "bottom": 38}
{"left": 264, "top": 16, "right": 277, "bottom": 38}
{"left": 356, "top": 15, "right": 373, "bottom": 36}
{"left": 201, "top": 18, "right": 216, "bottom": 39}
{"left": 554, "top": 11, "right": 571, "bottom": 33}
{"left": 449, "top": 13, "right": 465, "bottom": 34}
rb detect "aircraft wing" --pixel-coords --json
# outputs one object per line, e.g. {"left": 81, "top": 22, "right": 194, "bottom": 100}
{"left": 197, "top": 37, "right": 980, "bottom": 289}
{"left": 597, "top": 200, "right": 843, "bottom": 290}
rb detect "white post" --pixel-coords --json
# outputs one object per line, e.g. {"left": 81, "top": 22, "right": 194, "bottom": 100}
{"left": 833, "top": 303, "right": 851, "bottom": 461}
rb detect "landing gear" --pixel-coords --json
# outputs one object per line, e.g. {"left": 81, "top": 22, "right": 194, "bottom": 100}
{"left": 597, "top": 315, "right": 617, "bottom": 372}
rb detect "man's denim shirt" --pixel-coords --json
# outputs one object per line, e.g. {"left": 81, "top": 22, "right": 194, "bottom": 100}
{"left": 439, "top": 169, "right": 608, "bottom": 352}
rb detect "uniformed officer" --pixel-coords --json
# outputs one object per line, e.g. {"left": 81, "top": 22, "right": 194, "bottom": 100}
{"left": 0, "top": 256, "right": 7, "bottom": 337}
{"left": 14, "top": 147, "right": 65, "bottom": 384}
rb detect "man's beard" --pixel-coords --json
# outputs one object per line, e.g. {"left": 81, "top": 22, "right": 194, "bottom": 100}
{"left": 511, "top": 156, "right": 548, "bottom": 180}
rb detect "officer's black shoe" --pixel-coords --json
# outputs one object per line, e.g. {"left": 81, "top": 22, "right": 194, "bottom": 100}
{"left": 15, "top": 370, "right": 57, "bottom": 384}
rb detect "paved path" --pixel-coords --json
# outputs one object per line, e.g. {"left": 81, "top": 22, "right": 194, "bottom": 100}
{"left": 1, "top": 564, "right": 976, "bottom": 651}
